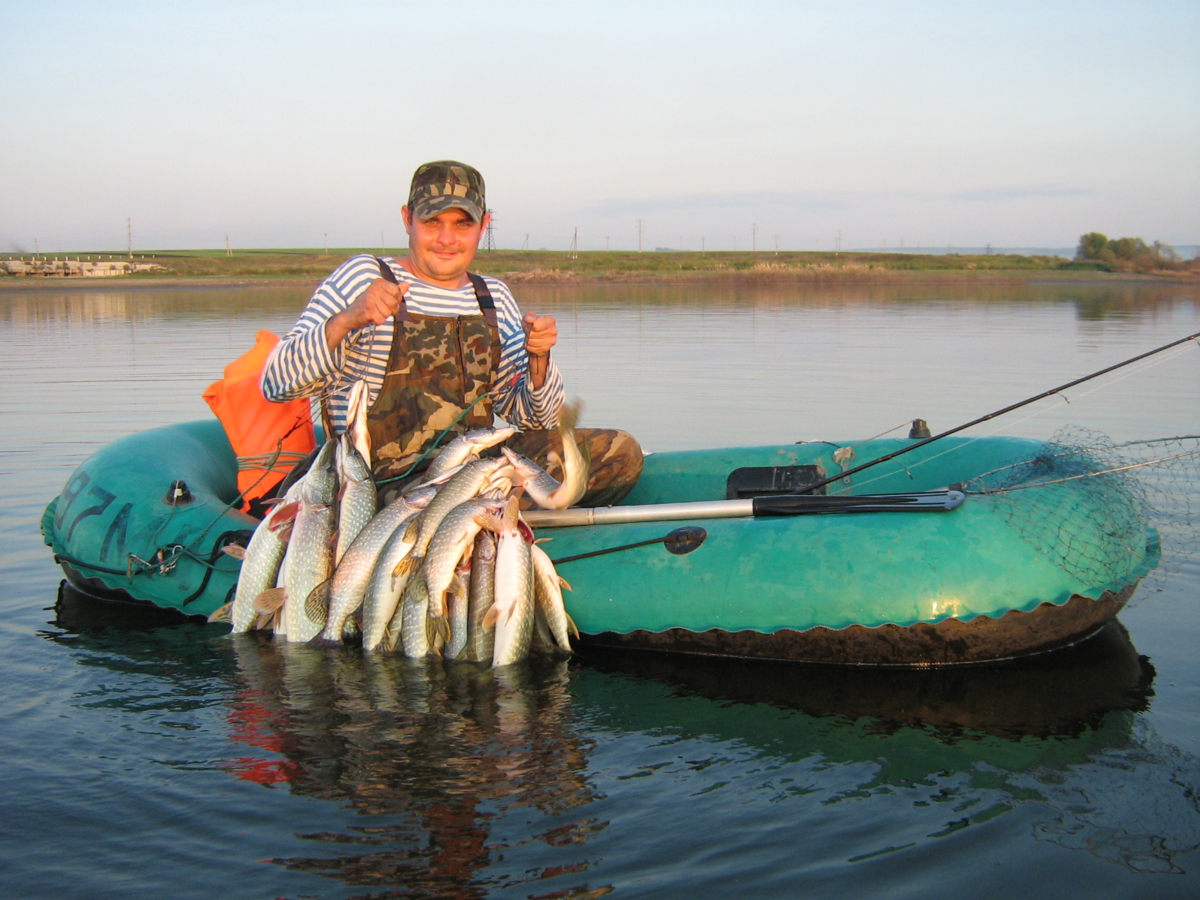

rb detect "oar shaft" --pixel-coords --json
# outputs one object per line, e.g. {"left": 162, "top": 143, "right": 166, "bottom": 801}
{"left": 524, "top": 499, "right": 754, "bottom": 528}
{"left": 797, "top": 330, "right": 1200, "bottom": 495}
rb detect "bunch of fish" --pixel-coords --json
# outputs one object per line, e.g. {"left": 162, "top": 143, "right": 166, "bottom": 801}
{"left": 214, "top": 391, "right": 585, "bottom": 669}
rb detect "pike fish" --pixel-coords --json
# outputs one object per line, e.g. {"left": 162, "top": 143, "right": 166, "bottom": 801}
{"left": 425, "top": 425, "right": 517, "bottom": 482}
{"left": 360, "top": 491, "right": 436, "bottom": 652}
{"left": 423, "top": 497, "right": 503, "bottom": 621}
{"left": 345, "top": 379, "right": 372, "bottom": 471}
{"left": 396, "top": 561, "right": 435, "bottom": 658}
{"left": 311, "top": 487, "right": 433, "bottom": 648}
{"left": 463, "top": 530, "right": 497, "bottom": 663}
{"left": 335, "top": 435, "right": 376, "bottom": 565}
{"left": 280, "top": 441, "right": 337, "bottom": 643}
{"left": 228, "top": 483, "right": 300, "bottom": 633}
{"left": 482, "top": 496, "right": 535, "bottom": 667}
{"left": 408, "top": 457, "right": 514, "bottom": 564}
{"left": 503, "top": 401, "right": 587, "bottom": 509}
{"left": 444, "top": 563, "right": 471, "bottom": 660}
{"left": 531, "top": 542, "right": 577, "bottom": 654}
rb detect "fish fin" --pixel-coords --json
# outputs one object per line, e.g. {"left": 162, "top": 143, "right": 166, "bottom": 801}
{"left": 533, "top": 537, "right": 553, "bottom": 544}
{"left": 557, "top": 399, "right": 582, "bottom": 431}
{"left": 207, "top": 601, "right": 233, "bottom": 623}
{"left": 270, "top": 502, "right": 299, "bottom": 527}
{"left": 431, "top": 614, "right": 451, "bottom": 645}
{"left": 566, "top": 611, "right": 580, "bottom": 640}
{"left": 304, "top": 579, "right": 332, "bottom": 626}
{"left": 328, "top": 528, "right": 340, "bottom": 551}
{"left": 255, "top": 611, "right": 276, "bottom": 631}
{"left": 306, "top": 633, "right": 342, "bottom": 649}
{"left": 393, "top": 553, "right": 419, "bottom": 581}
{"left": 545, "top": 450, "right": 564, "bottom": 478}
{"left": 254, "top": 586, "right": 287, "bottom": 614}
{"left": 476, "top": 511, "right": 505, "bottom": 534}
{"left": 558, "top": 575, "right": 572, "bottom": 592}
{"left": 220, "top": 544, "right": 247, "bottom": 560}
{"left": 481, "top": 603, "right": 499, "bottom": 631}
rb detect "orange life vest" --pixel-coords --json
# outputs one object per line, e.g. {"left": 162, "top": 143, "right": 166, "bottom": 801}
{"left": 203, "top": 330, "right": 316, "bottom": 516}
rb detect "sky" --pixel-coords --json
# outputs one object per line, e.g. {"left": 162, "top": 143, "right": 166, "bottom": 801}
{"left": 2, "top": 1, "right": 1198, "bottom": 254}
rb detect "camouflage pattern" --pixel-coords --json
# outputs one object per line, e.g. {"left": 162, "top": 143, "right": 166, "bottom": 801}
{"left": 408, "top": 160, "right": 486, "bottom": 222}
{"left": 506, "top": 428, "right": 644, "bottom": 508}
{"left": 367, "top": 310, "right": 501, "bottom": 481}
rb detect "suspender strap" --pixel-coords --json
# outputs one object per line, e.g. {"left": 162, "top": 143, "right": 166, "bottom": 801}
{"left": 374, "top": 258, "right": 497, "bottom": 327}
{"left": 467, "top": 272, "right": 499, "bottom": 328}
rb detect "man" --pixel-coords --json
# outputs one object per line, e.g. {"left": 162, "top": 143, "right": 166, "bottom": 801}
{"left": 262, "top": 160, "right": 641, "bottom": 505}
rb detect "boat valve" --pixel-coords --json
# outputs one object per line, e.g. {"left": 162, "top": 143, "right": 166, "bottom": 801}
{"left": 909, "top": 419, "right": 931, "bottom": 439}
{"left": 163, "top": 480, "right": 193, "bottom": 506}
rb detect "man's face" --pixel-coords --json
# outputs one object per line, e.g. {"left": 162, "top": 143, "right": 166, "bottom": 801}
{"left": 402, "top": 205, "right": 489, "bottom": 288}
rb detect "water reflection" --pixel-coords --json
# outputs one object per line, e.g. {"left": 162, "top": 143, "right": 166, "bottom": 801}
{"left": 48, "top": 583, "right": 1200, "bottom": 891}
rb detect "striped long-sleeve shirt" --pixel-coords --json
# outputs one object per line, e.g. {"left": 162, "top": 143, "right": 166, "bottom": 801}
{"left": 261, "top": 254, "right": 565, "bottom": 435}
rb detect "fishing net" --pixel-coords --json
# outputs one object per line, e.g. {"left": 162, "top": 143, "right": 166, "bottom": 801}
{"left": 961, "top": 426, "right": 1200, "bottom": 601}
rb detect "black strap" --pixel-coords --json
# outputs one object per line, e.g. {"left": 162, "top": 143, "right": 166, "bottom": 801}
{"left": 374, "top": 258, "right": 497, "bottom": 327}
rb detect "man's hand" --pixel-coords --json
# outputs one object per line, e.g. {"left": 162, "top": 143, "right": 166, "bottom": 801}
{"left": 325, "top": 278, "right": 409, "bottom": 351}
{"left": 523, "top": 312, "right": 557, "bottom": 389}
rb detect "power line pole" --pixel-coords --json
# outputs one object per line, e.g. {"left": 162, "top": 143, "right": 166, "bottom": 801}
{"left": 775, "top": 234, "right": 779, "bottom": 255}
{"left": 381, "top": 230, "right": 385, "bottom": 254}
{"left": 127, "top": 217, "right": 132, "bottom": 260}
{"left": 521, "top": 233, "right": 529, "bottom": 251}
{"left": 226, "top": 234, "right": 232, "bottom": 257}
{"left": 637, "top": 219, "right": 643, "bottom": 252}
{"left": 702, "top": 236, "right": 705, "bottom": 252}
{"left": 568, "top": 227, "right": 578, "bottom": 259}
{"left": 605, "top": 236, "right": 609, "bottom": 251}
{"left": 483, "top": 209, "right": 496, "bottom": 251}
{"left": 752, "top": 223, "right": 757, "bottom": 252}
{"left": 324, "top": 233, "right": 328, "bottom": 254}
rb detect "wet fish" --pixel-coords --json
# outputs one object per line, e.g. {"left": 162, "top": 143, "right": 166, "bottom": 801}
{"left": 444, "top": 563, "right": 471, "bottom": 660}
{"left": 345, "top": 378, "right": 372, "bottom": 470}
{"left": 359, "top": 491, "right": 437, "bottom": 652}
{"left": 425, "top": 425, "right": 517, "bottom": 482}
{"left": 335, "top": 435, "right": 376, "bottom": 565}
{"left": 395, "top": 560, "right": 435, "bottom": 657}
{"left": 311, "top": 487, "right": 433, "bottom": 648}
{"left": 229, "top": 482, "right": 300, "bottom": 633}
{"left": 531, "top": 542, "right": 577, "bottom": 654}
{"left": 503, "top": 401, "right": 587, "bottom": 509}
{"left": 281, "top": 441, "right": 337, "bottom": 643}
{"left": 482, "top": 496, "right": 535, "bottom": 667}
{"left": 463, "top": 531, "right": 497, "bottom": 663}
{"left": 546, "top": 400, "right": 588, "bottom": 509}
{"left": 423, "top": 497, "right": 503, "bottom": 622}
{"left": 407, "top": 457, "right": 514, "bottom": 564}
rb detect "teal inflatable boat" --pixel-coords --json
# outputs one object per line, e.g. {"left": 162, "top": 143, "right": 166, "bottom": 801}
{"left": 42, "top": 419, "right": 1159, "bottom": 666}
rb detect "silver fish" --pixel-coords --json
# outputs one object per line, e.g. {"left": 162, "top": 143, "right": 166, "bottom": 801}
{"left": 335, "top": 435, "right": 376, "bottom": 565}
{"left": 360, "top": 491, "right": 437, "bottom": 652}
{"left": 345, "top": 378, "right": 372, "bottom": 471}
{"left": 408, "top": 457, "right": 514, "bottom": 564}
{"left": 396, "top": 560, "right": 435, "bottom": 658}
{"left": 545, "top": 400, "right": 588, "bottom": 509}
{"left": 501, "top": 449, "right": 563, "bottom": 510}
{"left": 463, "top": 530, "right": 497, "bottom": 663}
{"left": 425, "top": 425, "right": 517, "bottom": 482}
{"left": 311, "top": 488, "right": 432, "bottom": 647}
{"left": 229, "top": 482, "right": 301, "bottom": 633}
{"left": 423, "top": 497, "right": 503, "bottom": 622}
{"left": 482, "top": 496, "right": 535, "bottom": 667}
{"left": 444, "top": 563, "right": 471, "bottom": 660}
{"left": 281, "top": 441, "right": 337, "bottom": 643}
{"left": 531, "top": 542, "right": 577, "bottom": 654}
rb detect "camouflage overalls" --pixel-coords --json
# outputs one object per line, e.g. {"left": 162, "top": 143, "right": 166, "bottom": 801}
{"left": 369, "top": 268, "right": 643, "bottom": 508}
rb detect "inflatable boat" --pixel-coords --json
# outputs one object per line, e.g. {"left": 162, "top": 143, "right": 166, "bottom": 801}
{"left": 41, "top": 419, "right": 1159, "bottom": 665}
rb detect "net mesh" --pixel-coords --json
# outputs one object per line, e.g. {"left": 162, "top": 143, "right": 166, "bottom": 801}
{"left": 961, "top": 427, "right": 1200, "bottom": 602}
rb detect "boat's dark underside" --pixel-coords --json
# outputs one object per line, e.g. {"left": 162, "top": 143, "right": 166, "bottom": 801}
{"left": 579, "top": 584, "right": 1136, "bottom": 667}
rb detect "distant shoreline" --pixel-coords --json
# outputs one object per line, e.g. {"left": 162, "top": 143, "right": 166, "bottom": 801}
{"left": 1, "top": 248, "right": 1196, "bottom": 289}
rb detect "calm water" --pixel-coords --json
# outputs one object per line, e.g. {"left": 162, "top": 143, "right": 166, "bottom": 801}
{"left": 2, "top": 278, "right": 1199, "bottom": 899}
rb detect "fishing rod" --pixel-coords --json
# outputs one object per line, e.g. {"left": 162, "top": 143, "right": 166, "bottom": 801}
{"left": 795, "top": 330, "right": 1200, "bottom": 496}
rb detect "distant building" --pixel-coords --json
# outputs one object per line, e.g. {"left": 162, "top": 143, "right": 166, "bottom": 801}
{"left": 1, "top": 257, "right": 164, "bottom": 277}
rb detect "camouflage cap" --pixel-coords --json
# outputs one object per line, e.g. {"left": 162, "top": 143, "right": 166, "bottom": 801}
{"left": 407, "top": 160, "right": 486, "bottom": 222}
